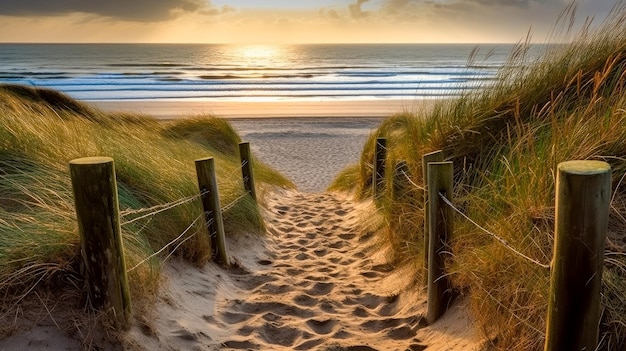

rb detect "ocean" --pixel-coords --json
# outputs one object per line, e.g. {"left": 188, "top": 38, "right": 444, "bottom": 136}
{"left": 0, "top": 43, "right": 530, "bottom": 191}
{"left": 0, "top": 43, "right": 521, "bottom": 102}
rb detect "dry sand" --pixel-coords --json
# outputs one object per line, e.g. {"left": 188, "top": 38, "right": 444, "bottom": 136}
{"left": 0, "top": 190, "right": 485, "bottom": 351}
{"left": 229, "top": 118, "right": 384, "bottom": 192}
{"left": 122, "top": 190, "right": 485, "bottom": 350}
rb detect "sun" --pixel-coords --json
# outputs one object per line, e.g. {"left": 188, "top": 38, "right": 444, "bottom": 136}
{"left": 234, "top": 45, "right": 283, "bottom": 67}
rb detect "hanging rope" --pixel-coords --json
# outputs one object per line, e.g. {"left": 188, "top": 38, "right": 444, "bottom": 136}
{"left": 402, "top": 170, "right": 426, "bottom": 191}
{"left": 439, "top": 192, "right": 551, "bottom": 270}
{"left": 127, "top": 214, "right": 205, "bottom": 273}
{"left": 221, "top": 192, "right": 250, "bottom": 214}
{"left": 120, "top": 191, "right": 206, "bottom": 226}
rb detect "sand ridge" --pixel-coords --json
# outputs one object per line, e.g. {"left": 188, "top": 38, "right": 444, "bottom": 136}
{"left": 123, "top": 190, "right": 484, "bottom": 351}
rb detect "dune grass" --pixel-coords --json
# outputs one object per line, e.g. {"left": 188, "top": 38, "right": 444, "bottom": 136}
{"left": 332, "top": 3, "right": 626, "bottom": 350}
{"left": 0, "top": 84, "right": 292, "bottom": 332}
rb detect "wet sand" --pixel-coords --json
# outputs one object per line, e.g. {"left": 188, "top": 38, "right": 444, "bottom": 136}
{"left": 90, "top": 99, "right": 435, "bottom": 119}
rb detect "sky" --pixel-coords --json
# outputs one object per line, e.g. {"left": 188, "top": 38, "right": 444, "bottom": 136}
{"left": 0, "top": 0, "right": 619, "bottom": 44}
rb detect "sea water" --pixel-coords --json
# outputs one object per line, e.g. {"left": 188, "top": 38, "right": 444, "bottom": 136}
{"left": 0, "top": 43, "right": 535, "bottom": 191}
{"left": 0, "top": 43, "right": 522, "bottom": 102}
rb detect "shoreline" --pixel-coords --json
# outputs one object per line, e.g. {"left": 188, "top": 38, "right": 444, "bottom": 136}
{"left": 88, "top": 99, "right": 440, "bottom": 120}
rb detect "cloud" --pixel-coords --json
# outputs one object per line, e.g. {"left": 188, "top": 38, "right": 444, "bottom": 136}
{"left": 200, "top": 5, "right": 236, "bottom": 16}
{"left": 469, "top": 0, "right": 532, "bottom": 6}
{"left": 380, "top": 0, "right": 563, "bottom": 12}
{"left": 320, "top": 8, "right": 341, "bottom": 20}
{"left": 0, "top": 0, "right": 221, "bottom": 22}
{"left": 349, "top": 0, "right": 371, "bottom": 19}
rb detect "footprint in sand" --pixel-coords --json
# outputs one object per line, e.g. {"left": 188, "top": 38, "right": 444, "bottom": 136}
{"left": 220, "top": 311, "right": 252, "bottom": 325}
{"left": 295, "top": 253, "right": 312, "bottom": 261}
{"left": 258, "top": 324, "right": 302, "bottom": 347}
{"left": 293, "top": 294, "right": 319, "bottom": 307}
{"left": 306, "top": 282, "right": 335, "bottom": 295}
{"left": 313, "top": 248, "right": 328, "bottom": 257}
{"left": 339, "top": 233, "right": 357, "bottom": 240}
{"left": 306, "top": 318, "right": 339, "bottom": 335}
{"left": 222, "top": 340, "right": 260, "bottom": 349}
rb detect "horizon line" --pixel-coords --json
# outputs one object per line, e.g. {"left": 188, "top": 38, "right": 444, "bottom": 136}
{"left": 0, "top": 41, "right": 561, "bottom": 46}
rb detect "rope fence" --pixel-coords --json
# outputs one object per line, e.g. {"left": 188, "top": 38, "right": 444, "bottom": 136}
{"left": 400, "top": 165, "right": 622, "bottom": 271}
{"left": 120, "top": 192, "right": 205, "bottom": 226}
{"left": 123, "top": 181, "right": 250, "bottom": 273}
{"left": 68, "top": 141, "right": 258, "bottom": 330}
{"left": 438, "top": 192, "right": 551, "bottom": 270}
{"left": 221, "top": 192, "right": 250, "bottom": 214}
{"left": 401, "top": 170, "right": 425, "bottom": 191}
{"left": 377, "top": 139, "right": 612, "bottom": 351}
{"left": 127, "top": 214, "right": 206, "bottom": 273}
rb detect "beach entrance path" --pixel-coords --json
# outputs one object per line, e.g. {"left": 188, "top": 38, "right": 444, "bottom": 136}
{"left": 216, "top": 190, "right": 426, "bottom": 351}
{"left": 126, "top": 190, "right": 481, "bottom": 351}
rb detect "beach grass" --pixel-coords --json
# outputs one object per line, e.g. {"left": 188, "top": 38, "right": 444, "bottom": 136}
{"left": 0, "top": 84, "right": 292, "bottom": 333}
{"left": 332, "top": 3, "right": 626, "bottom": 350}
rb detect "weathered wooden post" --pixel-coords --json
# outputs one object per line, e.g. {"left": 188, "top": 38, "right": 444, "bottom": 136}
{"left": 195, "top": 157, "right": 230, "bottom": 266}
{"left": 373, "top": 138, "right": 387, "bottom": 198}
{"left": 239, "top": 142, "right": 257, "bottom": 202}
{"left": 427, "top": 161, "right": 453, "bottom": 324}
{"left": 544, "top": 160, "right": 611, "bottom": 351}
{"left": 69, "top": 157, "right": 131, "bottom": 330}
{"left": 422, "top": 150, "right": 444, "bottom": 284}
{"left": 392, "top": 160, "right": 409, "bottom": 202}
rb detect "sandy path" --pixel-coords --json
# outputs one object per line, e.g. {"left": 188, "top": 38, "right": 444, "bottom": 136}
{"left": 122, "top": 190, "right": 483, "bottom": 351}
{"left": 1, "top": 190, "right": 481, "bottom": 350}
{"left": 217, "top": 191, "right": 426, "bottom": 350}
{"left": 229, "top": 118, "right": 384, "bottom": 192}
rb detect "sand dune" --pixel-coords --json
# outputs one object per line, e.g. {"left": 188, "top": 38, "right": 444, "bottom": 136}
{"left": 124, "top": 190, "right": 485, "bottom": 350}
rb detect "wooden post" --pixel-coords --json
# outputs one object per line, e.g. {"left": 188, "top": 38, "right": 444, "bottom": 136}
{"left": 544, "top": 160, "right": 611, "bottom": 351}
{"left": 427, "top": 161, "right": 453, "bottom": 324}
{"left": 69, "top": 157, "right": 131, "bottom": 330}
{"left": 373, "top": 138, "right": 387, "bottom": 198}
{"left": 422, "top": 150, "right": 444, "bottom": 284}
{"left": 392, "top": 160, "right": 409, "bottom": 202}
{"left": 195, "top": 157, "right": 230, "bottom": 266}
{"left": 239, "top": 142, "right": 257, "bottom": 202}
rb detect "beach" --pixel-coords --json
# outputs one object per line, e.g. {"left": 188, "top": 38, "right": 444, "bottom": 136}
{"left": 93, "top": 99, "right": 438, "bottom": 192}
